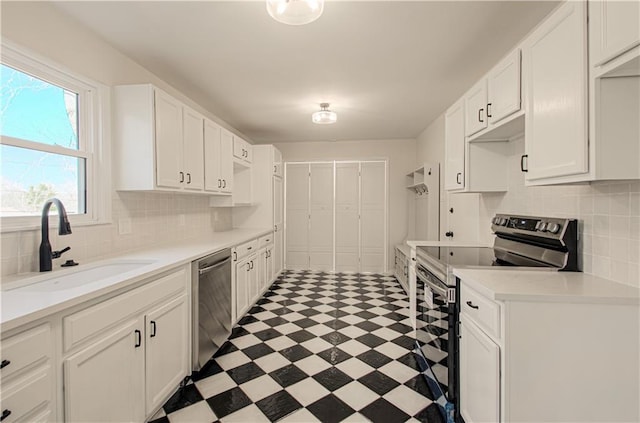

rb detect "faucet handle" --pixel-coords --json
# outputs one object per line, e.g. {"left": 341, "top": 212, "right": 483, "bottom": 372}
{"left": 52, "top": 246, "right": 71, "bottom": 259}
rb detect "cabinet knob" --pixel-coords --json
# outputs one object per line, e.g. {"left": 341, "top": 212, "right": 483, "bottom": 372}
{"left": 0, "top": 360, "right": 10, "bottom": 369}
{"left": 445, "top": 231, "right": 454, "bottom": 238}
{"left": 1, "top": 409, "right": 11, "bottom": 422}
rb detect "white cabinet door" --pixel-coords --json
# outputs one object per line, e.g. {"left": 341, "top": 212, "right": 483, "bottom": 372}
{"left": 488, "top": 49, "right": 521, "bottom": 124}
{"left": 265, "top": 246, "right": 274, "bottom": 285}
{"left": 360, "top": 162, "right": 385, "bottom": 273}
{"left": 64, "top": 318, "right": 144, "bottom": 423}
{"left": 233, "top": 137, "right": 252, "bottom": 163}
{"left": 335, "top": 163, "right": 359, "bottom": 272}
{"left": 182, "top": 107, "right": 205, "bottom": 191}
{"left": 154, "top": 90, "right": 183, "bottom": 189}
{"left": 285, "top": 164, "right": 309, "bottom": 270}
{"left": 235, "top": 259, "right": 250, "bottom": 319}
{"left": 524, "top": 1, "right": 588, "bottom": 181}
{"left": 204, "top": 119, "right": 222, "bottom": 193}
{"left": 273, "top": 148, "right": 283, "bottom": 177}
{"left": 273, "top": 176, "right": 283, "bottom": 275}
{"left": 145, "top": 295, "right": 189, "bottom": 416}
{"left": 248, "top": 255, "right": 259, "bottom": 304}
{"left": 445, "top": 100, "right": 466, "bottom": 191}
{"left": 459, "top": 318, "right": 500, "bottom": 423}
{"left": 220, "top": 129, "right": 234, "bottom": 193}
{"left": 465, "top": 81, "right": 488, "bottom": 136}
{"left": 309, "top": 163, "right": 334, "bottom": 271}
{"left": 589, "top": 0, "right": 640, "bottom": 66}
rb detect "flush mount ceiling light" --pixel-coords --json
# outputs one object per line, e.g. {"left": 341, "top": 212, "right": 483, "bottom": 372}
{"left": 312, "top": 103, "right": 337, "bottom": 125}
{"left": 266, "top": 0, "right": 324, "bottom": 25}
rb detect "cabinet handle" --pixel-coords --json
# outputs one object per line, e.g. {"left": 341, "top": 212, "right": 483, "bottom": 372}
{"left": 186, "top": 173, "right": 191, "bottom": 184}
{"left": 445, "top": 231, "right": 454, "bottom": 238}
{"left": 179, "top": 172, "right": 185, "bottom": 183}
{"left": 1, "top": 409, "right": 11, "bottom": 421}
{"left": 250, "top": 260, "right": 254, "bottom": 270}
{"left": 150, "top": 321, "right": 157, "bottom": 338}
{"left": 134, "top": 330, "right": 142, "bottom": 348}
{"left": 466, "top": 301, "right": 479, "bottom": 309}
{"left": 487, "top": 103, "right": 492, "bottom": 118}
{"left": 0, "top": 360, "right": 10, "bottom": 369}
{"left": 456, "top": 172, "right": 462, "bottom": 185}
{"left": 246, "top": 264, "right": 251, "bottom": 272}
{"left": 520, "top": 154, "right": 528, "bottom": 172}
{"left": 222, "top": 179, "right": 226, "bottom": 188}
{"left": 218, "top": 179, "right": 222, "bottom": 188}
{"left": 233, "top": 251, "right": 237, "bottom": 262}
{"left": 274, "top": 224, "right": 278, "bottom": 232}
{"left": 247, "top": 246, "right": 252, "bottom": 250}
{"left": 274, "top": 165, "right": 277, "bottom": 173}
{"left": 478, "top": 108, "right": 484, "bottom": 123}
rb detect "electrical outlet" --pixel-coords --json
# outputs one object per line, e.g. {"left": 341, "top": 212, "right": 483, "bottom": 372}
{"left": 118, "top": 218, "right": 132, "bottom": 235}
{"left": 179, "top": 214, "right": 186, "bottom": 226}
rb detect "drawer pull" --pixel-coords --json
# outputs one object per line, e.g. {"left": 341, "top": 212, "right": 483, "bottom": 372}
{"left": 466, "top": 301, "right": 479, "bottom": 310}
{"left": 1, "top": 409, "right": 11, "bottom": 421}
{"left": 247, "top": 246, "right": 252, "bottom": 250}
{"left": 0, "top": 360, "right": 10, "bottom": 369}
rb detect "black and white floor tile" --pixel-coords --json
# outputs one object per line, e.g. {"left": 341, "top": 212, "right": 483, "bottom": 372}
{"left": 149, "top": 270, "right": 444, "bottom": 423}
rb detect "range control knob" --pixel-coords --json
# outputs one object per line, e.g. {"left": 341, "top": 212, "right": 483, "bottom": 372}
{"left": 547, "top": 223, "right": 561, "bottom": 234}
{"left": 538, "top": 222, "right": 548, "bottom": 232}
{"left": 492, "top": 217, "right": 499, "bottom": 225}
{"left": 500, "top": 218, "right": 508, "bottom": 226}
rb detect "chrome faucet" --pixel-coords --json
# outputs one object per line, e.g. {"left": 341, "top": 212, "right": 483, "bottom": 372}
{"left": 39, "top": 198, "right": 72, "bottom": 272}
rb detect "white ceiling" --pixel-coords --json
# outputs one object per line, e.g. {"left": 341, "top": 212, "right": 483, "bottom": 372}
{"left": 54, "top": 1, "right": 558, "bottom": 144}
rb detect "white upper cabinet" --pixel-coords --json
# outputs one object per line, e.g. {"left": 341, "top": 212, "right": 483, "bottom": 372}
{"left": 181, "top": 106, "right": 205, "bottom": 191}
{"left": 464, "top": 81, "right": 488, "bottom": 137}
{"left": 233, "top": 137, "right": 252, "bottom": 164}
{"left": 204, "top": 120, "right": 233, "bottom": 194}
{"left": 154, "top": 90, "right": 183, "bottom": 189}
{"left": 589, "top": 0, "right": 640, "bottom": 70}
{"left": 523, "top": 1, "right": 588, "bottom": 182}
{"left": 487, "top": 49, "right": 521, "bottom": 124}
{"left": 114, "top": 84, "right": 215, "bottom": 193}
{"left": 273, "top": 147, "right": 283, "bottom": 177}
{"left": 445, "top": 99, "right": 466, "bottom": 191}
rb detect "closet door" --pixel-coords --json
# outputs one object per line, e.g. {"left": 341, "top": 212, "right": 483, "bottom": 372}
{"left": 285, "top": 164, "right": 309, "bottom": 270}
{"left": 309, "top": 163, "right": 334, "bottom": 271}
{"left": 360, "top": 162, "right": 386, "bottom": 273}
{"left": 335, "top": 163, "right": 359, "bottom": 272}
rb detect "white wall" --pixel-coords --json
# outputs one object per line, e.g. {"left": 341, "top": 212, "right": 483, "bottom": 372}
{"left": 416, "top": 119, "right": 640, "bottom": 288}
{"left": 0, "top": 2, "right": 233, "bottom": 278}
{"left": 274, "top": 139, "right": 416, "bottom": 272}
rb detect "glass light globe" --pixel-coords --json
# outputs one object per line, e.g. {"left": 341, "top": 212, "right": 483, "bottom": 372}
{"left": 266, "top": 0, "right": 324, "bottom": 25}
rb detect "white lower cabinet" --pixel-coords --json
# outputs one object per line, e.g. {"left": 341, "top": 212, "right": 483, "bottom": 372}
{"left": 233, "top": 236, "right": 275, "bottom": 323}
{"left": 459, "top": 318, "right": 500, "bottom": 423}
{"left": 62, "top": 266, "right": 189, "bottom": 422}
{"left": 458, "top": 278, "right": 639, "bottom": 422}
{"left": 145, "top": 294, "right": 189, "bottom": 416}
{"left": 64, "top": 318, "right": 145, "bottom": 423}
{"left": 235, "top": 256, "right": 252, "bottom": 320}
{"left": 0, "top": 324, "right": 55, "bottom": 423}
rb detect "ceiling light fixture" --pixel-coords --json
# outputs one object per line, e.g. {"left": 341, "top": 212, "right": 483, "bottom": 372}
{"left": 312, "top": 103, "right": 337, "bottom": 125}
{"left": 266, "top": 0, "right": 324, "bottom": 26}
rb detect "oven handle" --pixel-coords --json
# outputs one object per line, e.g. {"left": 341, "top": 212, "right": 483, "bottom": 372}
{"left": 416, "top": 268, "right": 447, "bottom": 298}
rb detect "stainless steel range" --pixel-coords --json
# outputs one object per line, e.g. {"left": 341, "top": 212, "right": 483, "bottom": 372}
{"left": 411, "top": 214, "right": 578, "bottom": 423}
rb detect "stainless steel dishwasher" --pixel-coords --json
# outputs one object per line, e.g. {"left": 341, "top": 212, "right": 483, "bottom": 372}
{"left": 192, "top": 248, "right": 232, "bottom": 371}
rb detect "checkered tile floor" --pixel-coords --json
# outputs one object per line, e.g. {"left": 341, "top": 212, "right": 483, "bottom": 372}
{"left": 150, "top": 270, "right": 444, "bottom": 423}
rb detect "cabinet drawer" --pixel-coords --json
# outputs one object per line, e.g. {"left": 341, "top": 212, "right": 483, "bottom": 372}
{"left": 235, "top": 239, "right": 258, "bottom": 260}
{"left": 0, "top": 366, "right": 52, "bottom": 423}
{"left": 63, "top": 267, "right": 187, "bottom": 352}
{"left": 259, "top": 233, "right": 273, "bottom": 248}
{"left": 1, "top": 324, "right": 51, "bottom": 380}
{"left": 460, "top": 282, "right": 501, "bottom": 339}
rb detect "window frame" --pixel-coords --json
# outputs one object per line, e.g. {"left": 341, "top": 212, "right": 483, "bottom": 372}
{"left": 0, "top": 41, "right": 111, "bottom": 232}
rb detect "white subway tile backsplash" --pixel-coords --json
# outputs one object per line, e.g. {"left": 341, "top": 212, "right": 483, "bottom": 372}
{"left": 0, "top": 191, "right": 227, "bottom": 282}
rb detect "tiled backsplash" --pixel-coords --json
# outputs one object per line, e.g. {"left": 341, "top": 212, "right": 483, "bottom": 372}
{"left": 479, "top": 137, "right": 640, "bottom": 287}
{"left": 0, "top": 192, "right": 231, "bottom": 280}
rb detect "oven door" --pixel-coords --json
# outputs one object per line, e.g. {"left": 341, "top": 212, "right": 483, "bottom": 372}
{"left": 415, "top": 264, "right": 456, "bottom": 423}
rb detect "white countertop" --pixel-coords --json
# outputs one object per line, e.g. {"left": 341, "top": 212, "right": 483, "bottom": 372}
{"left": 406, "top": 240, "right": 491, "bottom": 248}
{"left": 0, "top": 227, "right": 271, "bottom": 332}
{"left": 454, "top": 268, "right": 640, "bottom": 305}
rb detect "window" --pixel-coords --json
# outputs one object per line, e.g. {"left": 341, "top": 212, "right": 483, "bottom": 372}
{"left": 0, "top": 42, "right": 110, "bottom": 231}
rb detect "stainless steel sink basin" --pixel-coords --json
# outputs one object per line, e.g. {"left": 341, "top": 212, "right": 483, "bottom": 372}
{"left": 9, "top": 260, "right": 157, "bottom": 293}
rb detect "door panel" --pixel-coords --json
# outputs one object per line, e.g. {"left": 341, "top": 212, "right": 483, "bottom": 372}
{"left": 285, "top": 164, "right": 309, "bottom": 270}
{"left": 335, "top": 163, "right": 359, "bottom": 272}
{"left": 204, "top": 120, "right": 221, "bottom": 192}
{"left": 465, "top": 81, "right": 488, "bottom": 136}
{"left": 182, "top": 107, "right": 204, "bottom": 190}
{"left": 488, "top": 49, "right": 521, "bottom": 123}
{"left": 360, "top": 162, "right": 386, "bottom": 273}
{"left": 219, "top": 129, "right": 234, "bottom": 193}
{"left": 154, "top": 90, "right": 182, "bottom": 189}
{"left": 445, "top": 100, "right": 465, "bottom": 190}
{"left": 309, "top": 163, "right": 334, "bottom": 271}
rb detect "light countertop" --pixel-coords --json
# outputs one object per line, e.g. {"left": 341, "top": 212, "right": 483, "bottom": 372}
{"left": 1, "top": 227, "right": 271, "bottom": 332}
{"left": 454, "top": 268, "right": 640, "bottom": 305}
{"left": 406, "top": 240, "right": 491, "bottom": 248}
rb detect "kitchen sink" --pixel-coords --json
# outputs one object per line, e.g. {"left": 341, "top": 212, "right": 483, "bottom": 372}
{"left": 7, "top": 260, "right": 157, "bottom": 293}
